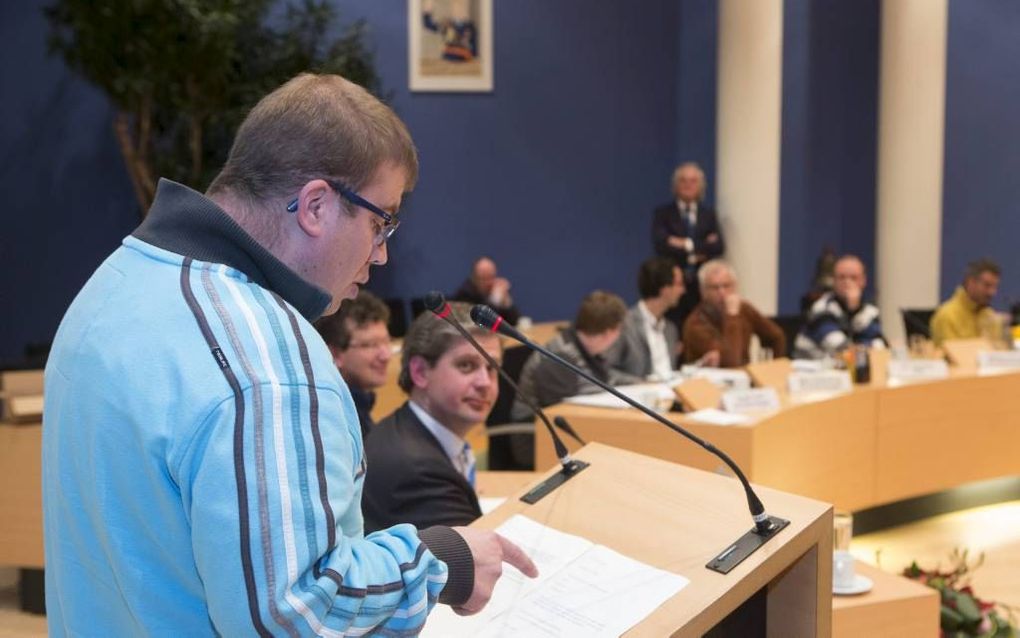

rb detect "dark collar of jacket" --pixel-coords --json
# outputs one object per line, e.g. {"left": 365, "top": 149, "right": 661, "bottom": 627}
{"left": 132, "top": 179, "right": 331, "bottom": 321}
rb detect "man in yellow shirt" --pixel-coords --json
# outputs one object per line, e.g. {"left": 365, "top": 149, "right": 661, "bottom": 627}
{"left": 930, "top": 259, "right": 1004, "bottom": 346}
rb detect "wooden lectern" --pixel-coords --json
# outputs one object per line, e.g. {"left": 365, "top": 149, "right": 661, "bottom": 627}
{"left": 473, "top": 442, "right": 833, "bottom": 636}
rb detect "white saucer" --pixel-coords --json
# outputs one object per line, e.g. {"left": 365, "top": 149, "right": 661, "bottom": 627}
{"left": 834, "top": 574, "right": 873, "bottom": 596}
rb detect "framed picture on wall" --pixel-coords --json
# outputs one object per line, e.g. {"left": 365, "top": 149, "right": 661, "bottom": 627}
{"left": 408, "top": 0, "right": 493, "bottom": 92}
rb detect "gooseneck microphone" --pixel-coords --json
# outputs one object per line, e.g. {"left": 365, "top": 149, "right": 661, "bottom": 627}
{"left": 423, "top": 292, "right": 588, "bottom": 495}
{"left": 471, "top": 304, "right": 789, "bottom": 574}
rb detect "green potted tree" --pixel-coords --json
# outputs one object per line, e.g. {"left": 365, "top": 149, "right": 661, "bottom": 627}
{"left": 46, "top": 0, "right": 381, "bottom": 214}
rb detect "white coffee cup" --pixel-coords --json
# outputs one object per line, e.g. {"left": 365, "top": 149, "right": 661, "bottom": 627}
{"left": 517, "top": 316, "right": 534, "bottom": 331}
{"left": 833, "top": 550, "right": 856, "bottom": 590}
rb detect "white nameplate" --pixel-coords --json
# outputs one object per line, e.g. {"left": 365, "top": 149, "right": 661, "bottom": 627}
{"left": 887, "top": 359, "right": 949, "bottom": 383}
{"left": 722, "top": 387, "right": 781, "bottom": 415}
{"left": 788, "top": 370, "right": 853, "bottom": 397}
{"left": 977, "top": 350, "right": 1020, "bottom": 373}
{"left": 682, "top": 366, "right": 752, "bottom": 390}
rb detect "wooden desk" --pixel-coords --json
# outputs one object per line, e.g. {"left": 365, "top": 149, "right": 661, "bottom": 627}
{"left": 537, "top": 370, "right": 1020, "bottom": 512}
{"left": 832, "top": 562, "right": 938, "bottom": 638}
{"left": 477, "top": 467, "right": 937, "bottom": 637}
{"left": 0, "top": 422, "right": 44, "bottom": 567}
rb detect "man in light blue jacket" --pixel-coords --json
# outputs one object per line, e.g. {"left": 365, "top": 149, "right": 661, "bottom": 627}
{"left": 42, "top": 73, "right": 535, "bottom": 637}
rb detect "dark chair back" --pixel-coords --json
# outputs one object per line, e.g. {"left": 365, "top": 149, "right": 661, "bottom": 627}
{"left": 769, "top": 314, "right": 804, "bottom": 358}
{"left": 901, "top": 308, "right": 935, "bottom": 340}
{"left": 485, "top": 345, "right": 536, "bottom": 471}
{"left": 409, "top": 297, "right": 428, "bottom": 321}
{"left": 382, "top": 298, "right": 408, "bottom": 338}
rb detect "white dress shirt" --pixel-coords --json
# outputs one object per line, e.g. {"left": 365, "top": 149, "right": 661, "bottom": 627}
{"left": 638, "top": 301, "right": 674, "bottom": 381}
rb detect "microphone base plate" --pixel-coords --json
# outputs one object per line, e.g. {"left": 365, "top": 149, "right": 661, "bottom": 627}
{"left": 519, "top": 460, "right": 591, "bottom": 504}
{"left": 705, "top": 516, "right": 790, "bottom": 574}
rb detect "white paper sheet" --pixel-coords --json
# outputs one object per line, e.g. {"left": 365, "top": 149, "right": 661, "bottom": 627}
{"left": 685, "top": 407, "right": 752, "bottom": 426}
{"left": 562, "top": 383, "right": 675, "bottom": 410}
{"left": 421, "top": 515, "right": 689, "bottom": 638}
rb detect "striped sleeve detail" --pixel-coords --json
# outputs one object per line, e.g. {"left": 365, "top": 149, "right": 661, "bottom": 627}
{"left": 189, "top": 263, "right": 446, "bottom": 636}
{"left": 179, "top": 260, "right": 273, "bottom": 638}
{"left": 203, "top": 265, "right": 300, "bottom": 638}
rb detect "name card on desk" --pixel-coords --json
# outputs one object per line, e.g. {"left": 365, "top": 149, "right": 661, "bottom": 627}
{"left": 681, "top": 366, "right": 752, "bottom": 390}
{"left": 887, "top": 359, "right": 949, "bottom": 384}
{"left": 977, "top": 350, "right": 1020, "bottom": 373}
{"left": 721, "top": 387, "right": 781, "bottom": 415}
{"left": 787, "top": 370, "right": 853, "bottom": 397}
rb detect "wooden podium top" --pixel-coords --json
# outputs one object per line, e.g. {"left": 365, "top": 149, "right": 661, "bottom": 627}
{"left": 475, "top": 442, "right": 833, "bottom": 637}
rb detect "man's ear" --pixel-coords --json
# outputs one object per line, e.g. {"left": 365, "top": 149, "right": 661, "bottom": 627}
{"left": 293, "top": 179, "right": 333, "bottom": 238}
{"left": 408, "top": 355, "right": 432, "bottom": 390}
{"left": 328, "top": 344, "right": 346, "bottom": 370}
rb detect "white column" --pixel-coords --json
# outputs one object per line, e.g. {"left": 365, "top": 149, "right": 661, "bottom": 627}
{"left": 715, "top": 0, "right": 784, "bottom": 314}
{"left": 876, "top": 0, "right": 948, "bottom": 345}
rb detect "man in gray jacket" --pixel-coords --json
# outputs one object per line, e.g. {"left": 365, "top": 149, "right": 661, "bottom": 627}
{"left": 607, "top": 257, "right": 686, "bottom": 380}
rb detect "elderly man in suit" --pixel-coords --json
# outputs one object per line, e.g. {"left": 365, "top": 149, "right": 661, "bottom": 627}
{"left": 652, "top": 162, "right": 726, "bottom": 328}
{"left": 607, "top": 257, "right": 686, "bottom": 380}
{"left": 362, "top": 302, "right": 497, "bottom": 533}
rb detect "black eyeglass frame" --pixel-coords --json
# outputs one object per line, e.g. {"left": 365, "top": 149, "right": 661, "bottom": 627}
{"left": 286, "top": 179, "right": 399, "bottom": 244}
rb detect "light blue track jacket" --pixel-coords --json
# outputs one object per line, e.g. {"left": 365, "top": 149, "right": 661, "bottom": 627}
{"left": 42, "top": 180, "right": 473, "bottom": 636}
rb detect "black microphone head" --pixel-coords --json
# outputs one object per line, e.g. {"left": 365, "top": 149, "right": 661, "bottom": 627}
{"left": 424, "top": 291, "right": 447, "bottom": 314}
{"left": 470, "top": 304, "right": 501, "bottom": 331}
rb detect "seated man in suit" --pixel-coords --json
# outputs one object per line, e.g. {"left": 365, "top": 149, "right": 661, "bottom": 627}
{"left": 314, "top": 290, "right": 392, "bottom": 439}
{"left": 794, "top": 254, "right": 886, "bottom": 359}
{"left": 930, "top": 258, "right": 1004, "bottom": 346}
{"left": 652, "top": 162, "right": 725, "bottom": 326}
{"left": 606, "top": 257, "right": 685, "bottom": 380}
{"left": 362, "top": 303, "right": 496, "bottom": 532}
{"left": 684, "top": 259, "right": 786, "bottom": 368}
{"left": 452, "top": 256, "right": 521, "bottom": 325}
{"left": 513, "top": 291, "right": 643, "bottom": 421}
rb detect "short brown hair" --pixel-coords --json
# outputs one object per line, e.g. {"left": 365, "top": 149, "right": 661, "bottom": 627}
{"left": 574, "top": 291, "right": 627, "bottom": 335}
{"left": 314, "top": 290, "right": 390, "bottom": 350}
{"left": 209, "top": 73, "right": 418, "bottom": 231}
{"left": 965, "top": 258, "right": 1001, "bottom": 280}
{"left": 397, "top": 302, "right": 496, "bottom": 393}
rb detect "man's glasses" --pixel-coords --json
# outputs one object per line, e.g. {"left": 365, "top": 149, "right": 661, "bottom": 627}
{"left": 287, "top": 179, "right": 399, "bottom": 246}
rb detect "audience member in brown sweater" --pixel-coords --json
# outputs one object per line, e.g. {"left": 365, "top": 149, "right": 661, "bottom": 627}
{"left": 683, "top": 259, "right": 786, "bottom": 368}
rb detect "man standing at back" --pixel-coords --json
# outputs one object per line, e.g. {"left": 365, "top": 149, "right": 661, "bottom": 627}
{"left": 42, "top": 73, "right": 534, "bottom": 637}
{"left": 652, "top": 162, "right": 725, "bottom": 326}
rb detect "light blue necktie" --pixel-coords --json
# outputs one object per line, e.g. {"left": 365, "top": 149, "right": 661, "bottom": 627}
{"left": 459, "top": 442, "right": 477, "bottom": 488}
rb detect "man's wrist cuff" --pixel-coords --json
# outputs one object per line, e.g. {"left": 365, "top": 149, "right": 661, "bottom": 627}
{"left": 419, "top": 526, "right": 474, "bottom": 606}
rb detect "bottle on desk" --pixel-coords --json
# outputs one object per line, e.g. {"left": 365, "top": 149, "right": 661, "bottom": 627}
{"left": 844, "top": 345, "right": 870, "bottom": 384}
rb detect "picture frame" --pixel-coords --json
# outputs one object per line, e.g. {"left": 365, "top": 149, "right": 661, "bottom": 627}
{"left": 408, "top": 0, "right": 493, "bottom": 92}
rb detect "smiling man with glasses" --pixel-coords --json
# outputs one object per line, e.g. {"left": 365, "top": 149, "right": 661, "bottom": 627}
{"left": 314, "top": 289, "right": 393, "bottom": 438}
{"left": 43, "top": 73, "right": 535, "bottom": 638}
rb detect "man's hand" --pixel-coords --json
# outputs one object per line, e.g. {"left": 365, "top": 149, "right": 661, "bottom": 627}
{"left": 490, "top": 278, "right": 511, "bottom": 305}
{"left": 842, "top": 284, "right": 862, "bottom": 311}
{"left": 697, "top": 350, "right": 721, "bottom": 368}
{"left": 724, "top": 294, "right": 742, "bottom": 317}
{"left": 450, "top": 527, "right": 538, "bottom": 616}
{"left": 667, "top": 235, "right": 688, "bottom": 250}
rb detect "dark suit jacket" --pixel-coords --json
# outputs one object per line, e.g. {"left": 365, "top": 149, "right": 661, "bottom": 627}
{"left": 361, "top": 402, "right": 482, "bottom": 534}
{"left": 651, "top": 201, "right": 726, "bottom": 270}
{"left": 451, "top": 279, "right": 521, "bottom": 325}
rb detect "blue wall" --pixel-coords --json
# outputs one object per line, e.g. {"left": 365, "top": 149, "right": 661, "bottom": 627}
{"left": 0, "top": 0, "right": 683, "bottom": 359}
{"left": 0, "top": 0, "right": 140, "bottom": 362}
{"left": 342, "top": 0, "right": 680, "bottom": 322}
{"left": 942, "top": 0, "right": 1020, "bottom": 309}
{"left": 777, "top": 0, "right": 880, "bottom": 314}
